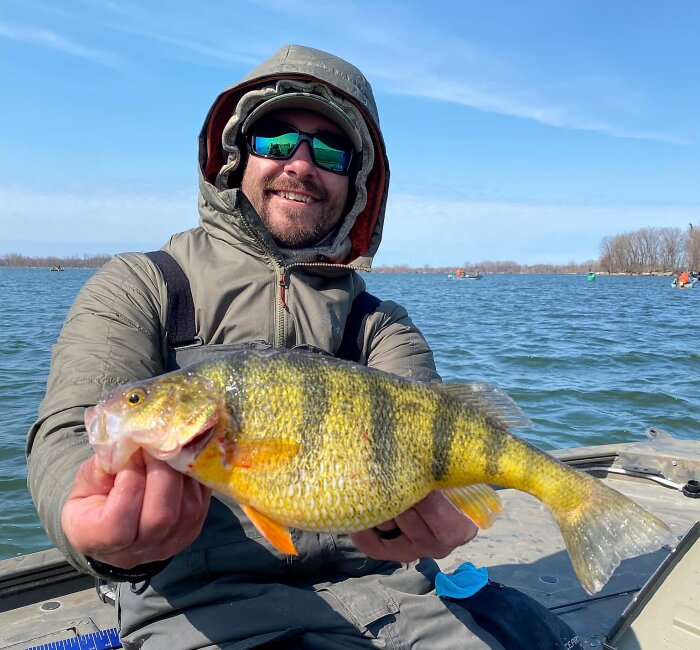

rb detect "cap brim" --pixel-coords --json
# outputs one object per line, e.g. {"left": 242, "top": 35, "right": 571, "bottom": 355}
{"left": 241, "top": 92, "right": 362, "bottom": 152}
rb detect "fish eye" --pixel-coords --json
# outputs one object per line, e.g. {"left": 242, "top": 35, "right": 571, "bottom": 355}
{"left": 126, "top": 389, "right": 145, "bottom": 406}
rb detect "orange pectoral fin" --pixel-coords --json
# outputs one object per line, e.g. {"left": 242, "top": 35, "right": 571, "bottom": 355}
{"left": 241, "top": 504, "right": 298, "bottom": 555}
{"left": 227, "top": 438, "right": 300, "bottom": 469}
{"left": 443, "top": 484, "right": 504, "bottom": 529}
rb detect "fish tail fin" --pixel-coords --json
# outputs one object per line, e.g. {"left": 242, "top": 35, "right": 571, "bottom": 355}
{"left": 443, "top": 484, "right": 504, "bottom": 529}
{"left": 551, "top": 477, "right": 672, "bottom": 595}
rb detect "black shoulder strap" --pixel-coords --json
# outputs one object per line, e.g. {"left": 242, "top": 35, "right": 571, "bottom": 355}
{"left": 336, "top": 291, "right": 382, "bottom": 364}
{"left": 145, "top": 250, "right": 198, "bottom": 348}
{"left": 145, "top": 249, "right": 380, "bottom": 363}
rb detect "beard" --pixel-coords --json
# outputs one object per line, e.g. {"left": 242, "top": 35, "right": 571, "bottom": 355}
{"left": 255, "top": 177, "right": 347, "bottom": 249}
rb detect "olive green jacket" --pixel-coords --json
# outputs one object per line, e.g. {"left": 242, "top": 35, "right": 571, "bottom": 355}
{"left": 25, "top": 44, "right": 510, "bottom": 650}
{"left": 27, "top": 44, "right": 438, "bottom": 580}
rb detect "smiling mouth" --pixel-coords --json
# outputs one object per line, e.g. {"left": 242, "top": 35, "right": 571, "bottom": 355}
{"left": 273, "top": 190, "right": 318, "bottom": 204}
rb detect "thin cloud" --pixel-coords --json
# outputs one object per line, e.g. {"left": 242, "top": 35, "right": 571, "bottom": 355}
{"left": 2, "top": 184, "right": 697, "bottom": 266}
{"left": 0, "top": 21, "right": 123, "bottom": 69}
{"left": 246, "top": 1, "right": 687, "bottom": 145}
{"left": 0, "top": 185, "right": 197, "bottom": 253}
{"left": 378, "top": 52, "right": 683, "bottom": 144}
{"left": 3, "top": 1, "right": 690, "bottom": 144}
{"left": 372, "top": 64, "right": 688, "bottom": 146}
{"left": 48, "top": 1, "right": 266, "bottom": 67}
{"left": 377, "top": 194, "right": 700, "bottom": 266}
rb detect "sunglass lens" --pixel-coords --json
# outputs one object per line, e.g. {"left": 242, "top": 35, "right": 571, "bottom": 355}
{"left": 313, "top": 133, "right": 352, "bottom": 173}
{"left": 250, "top": 122, "right": 353, "bottom": 174}
{"left": 313, "top": 144, "right": 351, "bottom": 173}
{"left": 252, "top": 124, "right": 299, "bottom": 158}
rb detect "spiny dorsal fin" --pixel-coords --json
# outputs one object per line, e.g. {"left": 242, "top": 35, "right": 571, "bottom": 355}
{"left": 443, "top": 484, "right": 504, "bottom": 529}
{"left": 435, "top": 382, "right": 532, "bottom": 429}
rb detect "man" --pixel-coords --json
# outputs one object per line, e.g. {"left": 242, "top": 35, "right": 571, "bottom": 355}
{"left": 677, "top": 271, "right": 690, "bottom": 286}
{"left": 28, "top": 45, "right": 575, "bottom": 649}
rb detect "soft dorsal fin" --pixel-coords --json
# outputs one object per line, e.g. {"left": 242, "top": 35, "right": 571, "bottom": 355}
{"left": 443, "top": 484, "right": 504, "bottom": 529}
{"left": 435, "top": 382, "right": 532, "bottom": 429}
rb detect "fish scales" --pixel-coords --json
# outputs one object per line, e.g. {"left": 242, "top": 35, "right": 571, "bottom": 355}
{"left": 231, "top": 352, "right": 437, "bottom": 530}
{"left": 86, "top": 348, "right": 672, "bottom": 595}
{"left": 430, "top": 391, "right": 458, "bottom": 482}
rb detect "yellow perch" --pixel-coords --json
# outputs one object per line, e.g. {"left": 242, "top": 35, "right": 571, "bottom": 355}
{"left": 85, "top": 348, "right": 671, "bottom": 595}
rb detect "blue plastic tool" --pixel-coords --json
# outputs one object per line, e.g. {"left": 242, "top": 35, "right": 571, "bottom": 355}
{"left": 26, "top": 627, "right": 121, "bottom": 650}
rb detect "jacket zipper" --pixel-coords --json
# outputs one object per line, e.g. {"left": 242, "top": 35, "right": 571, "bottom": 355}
{"left": 275, "top": 266, "right": 287, "bottom": 347}
{"left": 235, "top": 206, "right": 372, "bottom": 346}
{"left": 272, "top": 261, "right": 372, "bottom": 347}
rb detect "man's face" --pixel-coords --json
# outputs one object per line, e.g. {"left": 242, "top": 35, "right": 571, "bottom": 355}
{"left": 241, "top": 108, "right": 351, "bottom": 249}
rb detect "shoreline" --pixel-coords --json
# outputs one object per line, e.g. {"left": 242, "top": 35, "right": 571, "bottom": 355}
{"left": 0, "top": 265, "right": 680, "bottom": 276}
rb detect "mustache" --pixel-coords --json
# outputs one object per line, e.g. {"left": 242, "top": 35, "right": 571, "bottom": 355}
{"left": 263, "top": 178, "right": 326, "bottom": 200}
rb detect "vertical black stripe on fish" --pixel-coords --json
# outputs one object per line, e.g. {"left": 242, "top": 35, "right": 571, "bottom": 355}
{"left": 432, "top": 393, "right": 456, "bottom": 482}
{"left": 302, "top": 360, "right": 331, "bottom": 453}
{"left": 483, "top": 416, "right": 506, "bottom": 478}
{"left": 369, "top": 378, "right": 398, "bottom": 480}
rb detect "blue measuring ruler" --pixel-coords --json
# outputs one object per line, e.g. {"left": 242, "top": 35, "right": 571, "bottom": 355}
{"left": 26, "top": 628, "right": 121, "bottom": 650}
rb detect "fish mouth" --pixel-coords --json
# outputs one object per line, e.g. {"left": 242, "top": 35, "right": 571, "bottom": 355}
{"left": 181, "top": 425, "right": 216, "bottom": 456}
{"left": 161, "top": 423, "right": 217, "bottom": 473}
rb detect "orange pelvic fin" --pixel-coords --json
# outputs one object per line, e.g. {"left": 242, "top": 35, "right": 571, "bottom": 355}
{"left": 228, "top": 438, "right": 300, "bottom": 469}
{"left": 241, "top": 504, "right": 298, "bottom": 555}
{"left": 443, "top": 484, "right": 504, "bottom": 529}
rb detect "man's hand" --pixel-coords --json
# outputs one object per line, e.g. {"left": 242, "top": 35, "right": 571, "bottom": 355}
{"left": 62, "top": 451, "right": 211, "bottom": 569}
{"left": 350, "top": 491, "right": 478, "bottom": 563}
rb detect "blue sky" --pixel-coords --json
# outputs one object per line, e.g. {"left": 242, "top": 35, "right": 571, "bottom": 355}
{"left": 1, "top": 0, "right": 699, "bottom": 266}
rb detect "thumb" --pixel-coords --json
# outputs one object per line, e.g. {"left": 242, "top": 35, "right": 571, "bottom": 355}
{"left": 71, "top": 451, "right": 146, "bottom": 498}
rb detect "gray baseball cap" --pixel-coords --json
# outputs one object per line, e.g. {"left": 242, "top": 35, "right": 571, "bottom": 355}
{"left": 240, "top": 92, "right": 363, "bottom": 152}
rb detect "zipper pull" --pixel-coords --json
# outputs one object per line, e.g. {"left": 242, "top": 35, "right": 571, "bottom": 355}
{"left": 279, "top": 270, "right": 287, "bottom": 310}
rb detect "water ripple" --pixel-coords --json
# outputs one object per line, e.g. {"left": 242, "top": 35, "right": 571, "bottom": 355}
{"left": 1, "top": 269, "right": 699, "bottom": 558}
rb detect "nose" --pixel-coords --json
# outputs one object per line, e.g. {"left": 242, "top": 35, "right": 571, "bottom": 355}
{"left": 282, "top": 140, "right": 317, "bottom": 178}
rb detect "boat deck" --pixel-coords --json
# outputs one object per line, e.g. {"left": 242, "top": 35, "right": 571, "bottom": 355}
{"left": 437, "top": 443, "right": 699, "bottom": 647}
{"left": 2, "top": 440, "right": 699, "bottom": 649}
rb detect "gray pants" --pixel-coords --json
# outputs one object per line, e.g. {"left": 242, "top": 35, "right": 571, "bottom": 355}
{"left": 117, "top": 501, "right": 504, "bottom": 650}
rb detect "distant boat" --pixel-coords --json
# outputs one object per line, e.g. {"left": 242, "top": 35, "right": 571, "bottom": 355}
{"left": 49, "top": 266, "right": 64, "bottom": 272}
{"left": 448, "top": 269, "right": 483, "bottom": 280}
{"left": 671, "top": 278, "right": 696, "bottom": 289}
{"left": 587, "top": 272, "right": 596, "bottom": 282}
{"left": 448, "top": 274, "right": 483, "bottom": 280}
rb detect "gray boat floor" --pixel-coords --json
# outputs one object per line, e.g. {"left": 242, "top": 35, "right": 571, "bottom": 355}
{"left": 2, "top": 443, "right": 699, "bottom": 649}
{"left": 437, "top": 466, "right": 698, "bottom": 646}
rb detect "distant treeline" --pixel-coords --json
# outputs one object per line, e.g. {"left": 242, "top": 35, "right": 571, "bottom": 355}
{"left": 3, "top": 224, "right": 698, "bottom": 274}
{"left": 0, "top": 253, "right": 111, "bottom": 268}
{"left": 377, "top": 224, "right": 700, "bottom": 275}
{"left": 374, "top": 261, "right": 598, "bottom": 274}
{"left": 598, "top": 225, "right": 700, "bottom": 274}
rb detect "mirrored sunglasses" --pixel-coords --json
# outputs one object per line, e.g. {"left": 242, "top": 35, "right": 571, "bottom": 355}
{"left": 248, "top": 121, "right": 354, "bottom": 175}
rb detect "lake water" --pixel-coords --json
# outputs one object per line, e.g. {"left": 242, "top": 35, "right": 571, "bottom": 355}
{"left": 1, "top": 267, "right": 698, "bottom": 560}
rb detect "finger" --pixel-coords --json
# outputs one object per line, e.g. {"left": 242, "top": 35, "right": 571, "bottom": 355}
{"left": 393, "top": 506, "right": 436, "bottom": 545}
{"left": 350, "top": 529, "right": 400, "bottom": 561}
{"left": 64, "top": 454, "right": 149, "bottom": 555}
{"left": 68, "top": 455, "right": 116, "bottom": 499}
{"left": 177, "top": 478, "right": 212, "bottom": 544}
{"left": 100, "top": 454, "right": 150, "bottom": 543}
{"left": 374, "top": 518, "right": 398, "bottom": 532}
{"left": 350, "top": 528, "right": 423, "bottom": 563}
{"left": 412, "top": 492, "right": 478, "bottom": 547}
{"left": 182, "top": 478, "right": 212, "bottom": 520}
{"left": 137, "top": 456, "right": 185, "bottom": 542}
{"left": 392, "top": 507, "right": 458, "bottom": 560}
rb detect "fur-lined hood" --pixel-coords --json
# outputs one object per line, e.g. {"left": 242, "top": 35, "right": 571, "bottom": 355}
{"left": 197, "top": 44, "right": 390, "bottom": 268}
